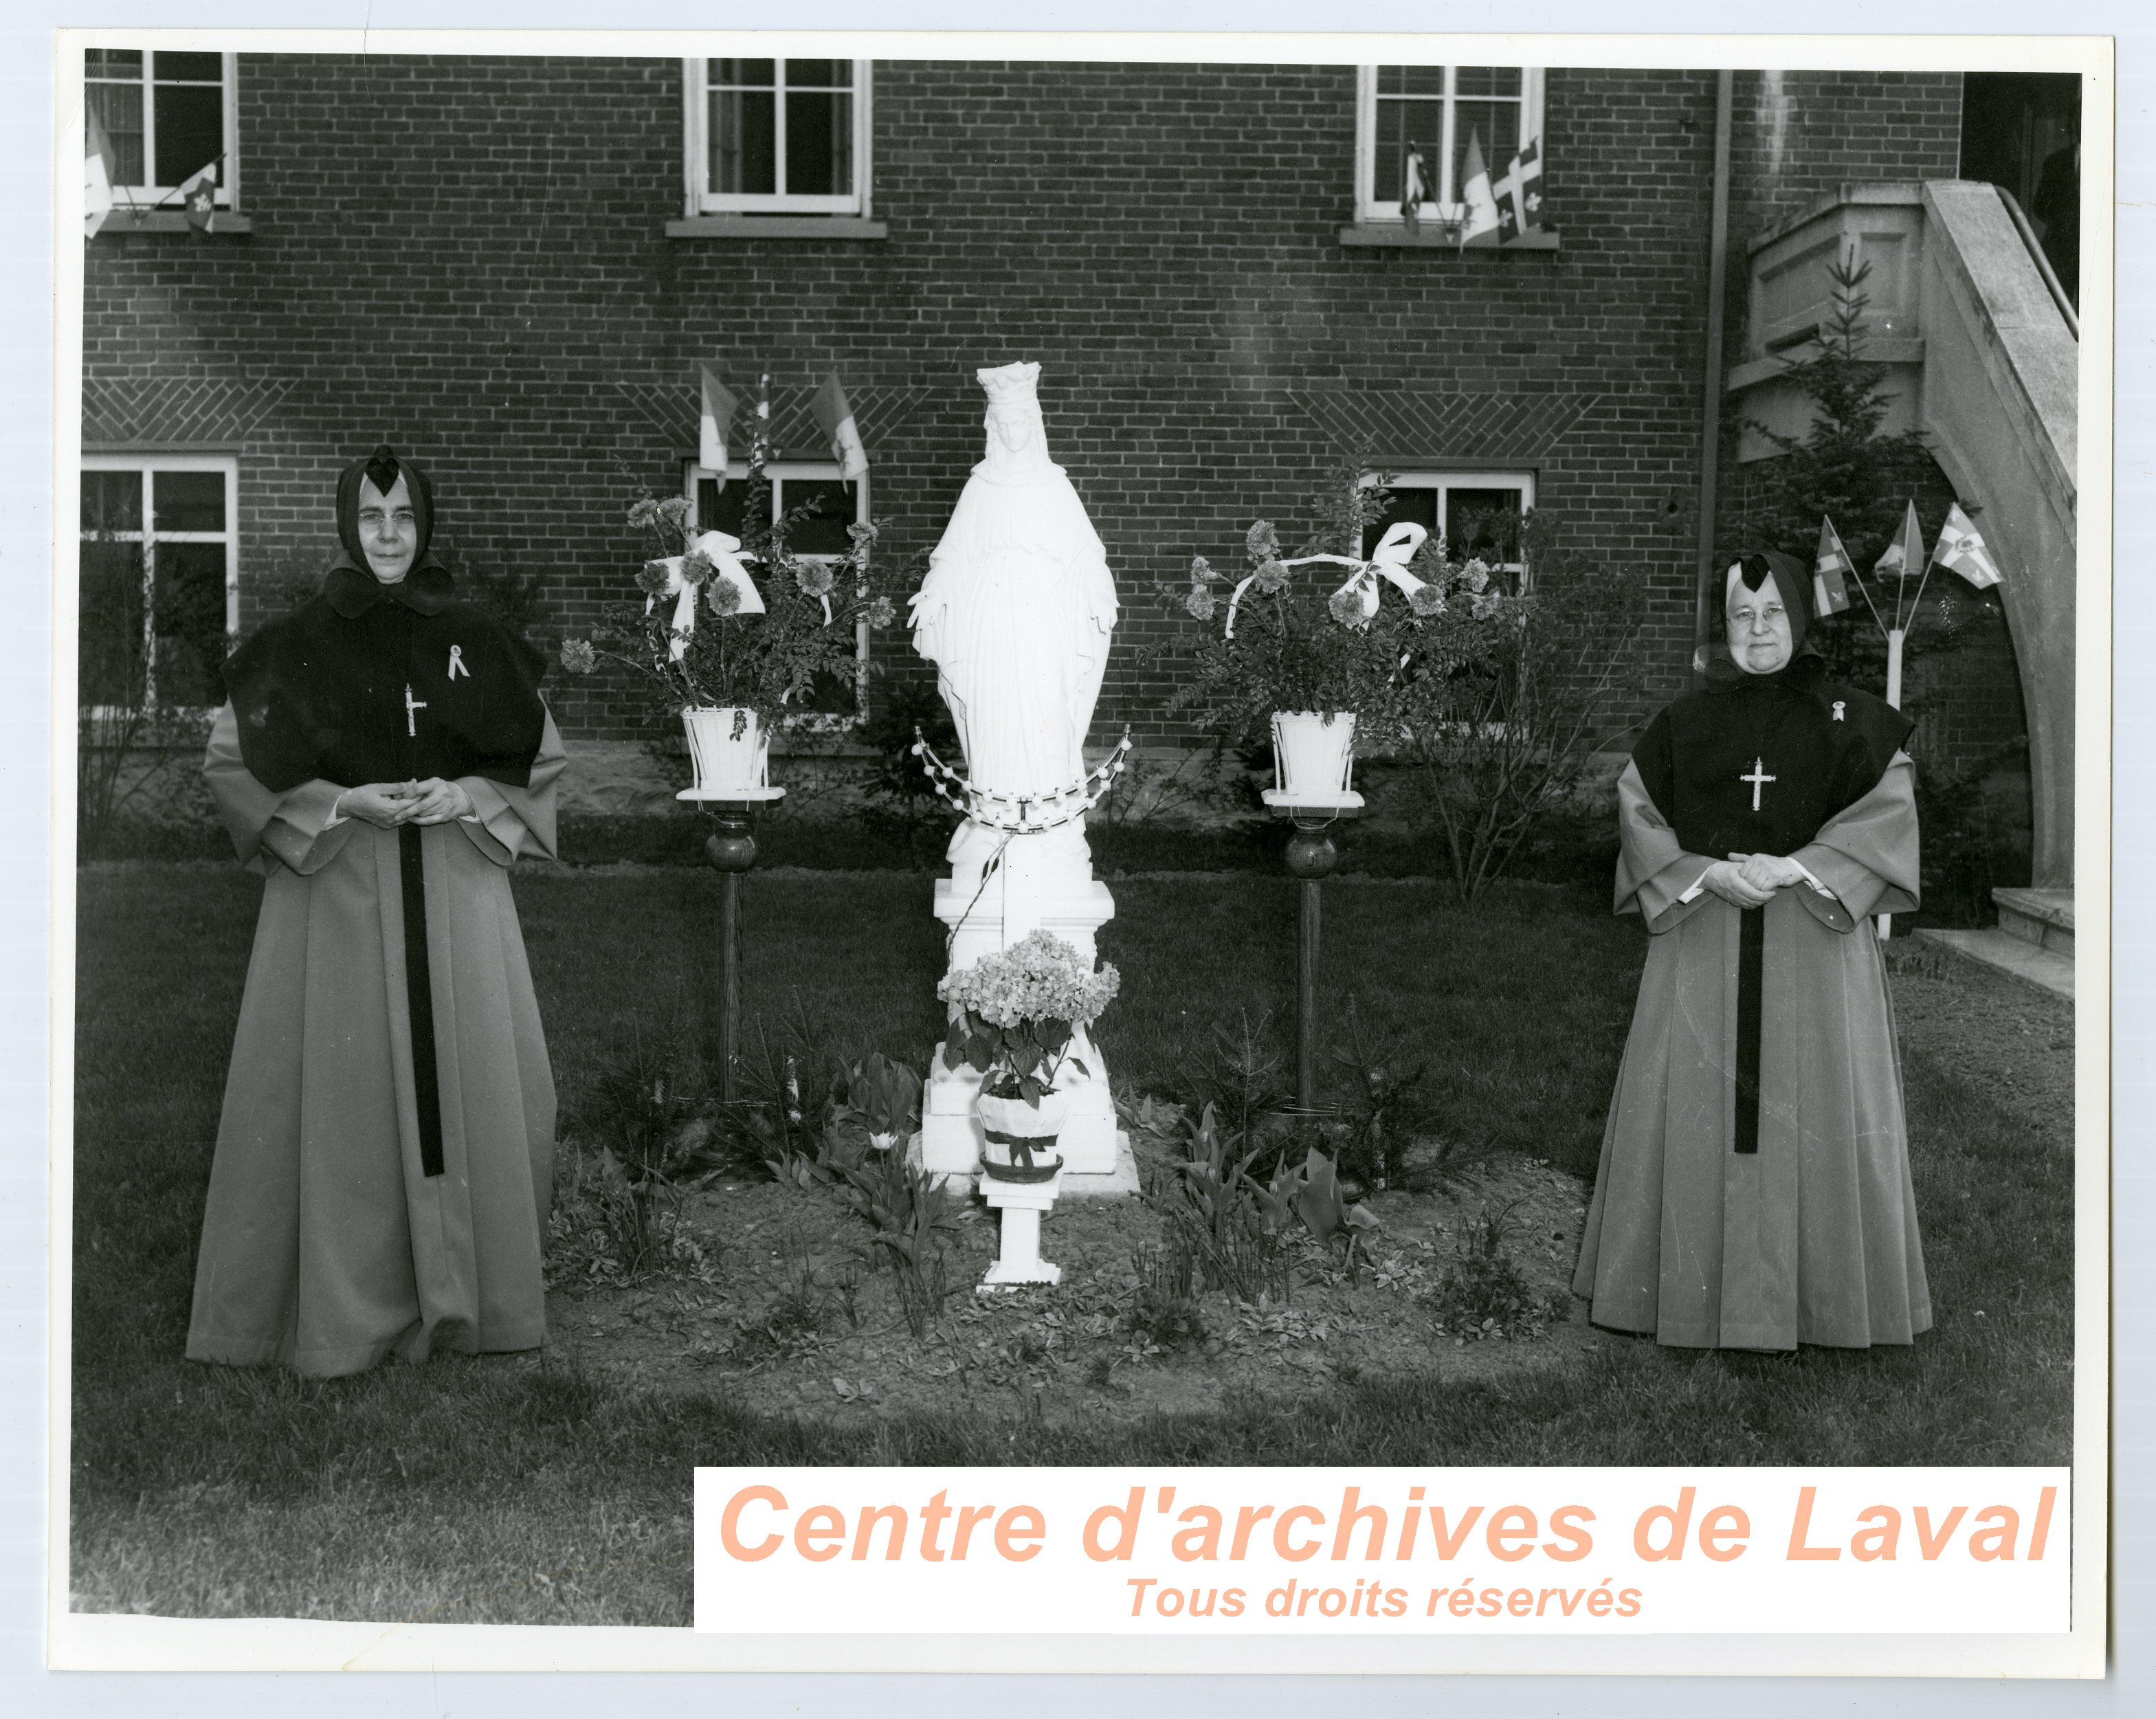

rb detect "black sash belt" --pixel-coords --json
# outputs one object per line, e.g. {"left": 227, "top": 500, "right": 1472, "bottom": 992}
{"left": 1733, "top": 905, "right": 1764, "bottom": 1155}
{"left": 397, "top": 823, "right": 446, "bottom": 1179}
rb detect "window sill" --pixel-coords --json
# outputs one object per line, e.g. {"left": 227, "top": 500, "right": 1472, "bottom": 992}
{"left": 91, "top": 210, "right": 253, "bottom": 238}
{"left": 1336, "top": 224, "right": 1558, "bottom": 252}
{"left": 666, "top": 215, "right": 888, "bottom": 241}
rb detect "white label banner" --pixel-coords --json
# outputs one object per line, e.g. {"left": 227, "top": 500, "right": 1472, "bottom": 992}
{"left": 693, "top": 1466, "right": 2070, "bottom": 1635}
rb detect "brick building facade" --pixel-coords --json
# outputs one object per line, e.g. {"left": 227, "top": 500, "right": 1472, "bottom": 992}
{"left": 84, "top": 54, "right": 2018, "bottom": 791}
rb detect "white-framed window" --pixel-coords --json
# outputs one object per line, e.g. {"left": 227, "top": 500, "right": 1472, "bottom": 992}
{"left": 1360, "top": 469, "right": 1537, "bottom": 588}
{"left": 685, "top": 460, "right": 871, "bottom": 728}
{"left": 1354, "top": 67, "right": 1543, "bottom": 223}
{"left": 85, "top": 49, "right": 238, "bottom": 206}
{"left": 682, "top": 58, "right": 870, "bottom": 215}
{"left": 79, "top": 454, "right": 240, "bottom": 711}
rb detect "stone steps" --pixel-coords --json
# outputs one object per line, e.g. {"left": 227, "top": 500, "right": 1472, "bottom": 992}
{"left": 1911, "top": 889, "right": 2074, "bottom": 1001}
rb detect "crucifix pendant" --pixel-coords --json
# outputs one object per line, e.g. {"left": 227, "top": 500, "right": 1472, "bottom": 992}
{"left": 1740, "top": 756, "right": 1775, "bottom": 813}
{"left": 405, "top": 683, "right": 427, "bottom": 738}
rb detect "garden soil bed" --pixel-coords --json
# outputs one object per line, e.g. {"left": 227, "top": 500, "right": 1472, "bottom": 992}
{"left": 543, "top": 1123, "right": 1601, "bottom": 1430}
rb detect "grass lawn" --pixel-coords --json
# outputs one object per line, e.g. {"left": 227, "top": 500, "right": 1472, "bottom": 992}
{"left": 69, "top": 861, "right": 2074, "bottom": 1623}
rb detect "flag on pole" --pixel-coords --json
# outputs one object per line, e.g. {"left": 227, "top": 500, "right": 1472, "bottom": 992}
{"left": 85, "top": 109, "right": 116, "bottom": 238}
{"left": 698, "top": 365, "right": 737, "bottom": 480}
{"left": 1874, "top": 500, "right": 1924, "bottom": 588}
{"left": 1491, "top": 136, "right": 1543, "bottom": 244}
{"left": 1460, "top": 131, "right": 1501, "bottom": 247}
{"left": 181, "top": 161, "right": 217, "bottom": 235}
{"left": 1812, "top": 515, "right": 1855, "bottom": 617}
{"left": 1931, "top": 501, "right": 2003, "bottom": 588}
{"left": 813, "top": 375, "right": 868, "bottom": 481}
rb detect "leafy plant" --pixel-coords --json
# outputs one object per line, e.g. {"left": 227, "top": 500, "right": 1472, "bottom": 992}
{"left": 1327, "top": 996, "right": 1432, "bottom": 1193}
{"left": 823, "top": 1051, "right": 924, "bottom": 1154}
{"left": 1424, "top": 1199, "right": 1558, "bottom": 1342}
{"left": 831, "top": 1144, "right": 963, "bottom": 1342}
{"left": 939, "top": 929, "right": 1120, "bottom": 1105}
{"left": 1290, "top": 1146, "right": 1382, "bottom": 1278}
{"left": 1129, "top": 1239, "right": 1209, "bottom": 1351}
{"left": 1394, "top": 509, "right": 1647, "bottom": 902}
{"left": 555, "top": 432, "right": 899, "bottom": 731}
{"left": 1151, "top": 1103, "right": 1293, "bottom": 1305}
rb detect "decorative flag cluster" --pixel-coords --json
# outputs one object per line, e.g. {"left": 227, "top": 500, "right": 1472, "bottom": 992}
{"left": 1397, "top": 121, "right": 1540, "bottom": 247}
{"left": 1803, "top": 498, "right": 2007, "bottom": 713}
{"left": 85, "top": 111, "right": 116, "bottom": 238}
{"left": 813, "top": 375, "right": 869, "bottom": 481}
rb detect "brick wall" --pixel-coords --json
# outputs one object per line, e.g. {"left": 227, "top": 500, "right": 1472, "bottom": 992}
{"left": 83, "top": 56, "right": 1988, "bottom": 762}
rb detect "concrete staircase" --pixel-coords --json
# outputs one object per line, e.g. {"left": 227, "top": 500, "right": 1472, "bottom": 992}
{"left": 1915, "top": 887, "right": 2074, "bottom": 1001}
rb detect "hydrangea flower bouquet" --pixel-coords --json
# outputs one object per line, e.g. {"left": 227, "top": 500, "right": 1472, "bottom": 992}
{"left": 937, "top": 929, "right": 1121, "bottom": 1176}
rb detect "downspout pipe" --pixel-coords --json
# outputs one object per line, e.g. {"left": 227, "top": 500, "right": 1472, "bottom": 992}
{"left": 1691, "top": 69, "right": 1735, "bottom": 672}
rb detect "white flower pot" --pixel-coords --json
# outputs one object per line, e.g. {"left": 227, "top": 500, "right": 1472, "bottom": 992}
{"left": 977, "top": 1087, "right": 1073, "bottom": 1183}
{"left": 1271, "top": 710, "right": 1357, "bottom": 800}
{"left": 682, "top": 706, "right": 770, "bottom": 795}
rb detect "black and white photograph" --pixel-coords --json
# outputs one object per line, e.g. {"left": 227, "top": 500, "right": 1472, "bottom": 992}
{"left": 38, "top": 11, "right": 2114, "bottom": 1683}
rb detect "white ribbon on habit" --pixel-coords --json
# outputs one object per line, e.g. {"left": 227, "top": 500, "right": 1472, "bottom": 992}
{"left": 1223, "top": 520, "right": 1431, "bottom": 637}
{"left": 645, "top": 529, "right": 766, "bottom": 661}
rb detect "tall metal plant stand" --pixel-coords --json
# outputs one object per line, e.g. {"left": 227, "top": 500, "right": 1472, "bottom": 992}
{"left": 680, "top": 785, "right": 786, "bottom": 1103}
{"left": 1263, "top": 788, "right": 1363, "bottom": 1113}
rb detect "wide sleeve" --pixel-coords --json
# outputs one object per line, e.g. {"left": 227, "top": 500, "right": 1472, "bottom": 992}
{"left": 1790, "top": 751, "right": 1921, "bottom": 930}
{"left": 1614, "top": 757, "right": 1720, "bottom": 932}
{"left": 455, "top": 705, "right": 565, "bottom": 865}
{"left": 202, "top": 704, "right": 359, "bottom": 877}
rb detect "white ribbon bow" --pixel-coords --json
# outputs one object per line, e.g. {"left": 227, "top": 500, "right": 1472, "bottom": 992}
{"left": 1223, "top": 520, "right": 1431, "bottom": 637}
{"left": 645, "top": 529, "right": 765, "bottom": 661}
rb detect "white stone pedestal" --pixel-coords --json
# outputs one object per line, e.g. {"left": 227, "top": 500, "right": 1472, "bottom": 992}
{"left": 978, "top": 1170, "right": 1063, "bottom": 1291}
{"left": 919, "top": 819, "right": 1129, "bottom": 1188}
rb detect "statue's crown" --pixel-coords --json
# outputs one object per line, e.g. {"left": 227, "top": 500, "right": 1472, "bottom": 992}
{"left": 976, "top": 360, "right": 1042, "bottom": 406}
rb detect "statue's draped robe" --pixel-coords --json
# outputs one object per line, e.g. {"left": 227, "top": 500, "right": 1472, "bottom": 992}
{"left": 910, "top": 456, "right": 1118, "bottom": 799}
{"left": 1572, "top": 672, "right": 1932, "bottom": 1350}
{"left": 187, "top": 564, "right": 562, "bottom": 1377}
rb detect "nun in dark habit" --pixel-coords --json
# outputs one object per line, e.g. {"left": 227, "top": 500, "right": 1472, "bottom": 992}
{"left": 187, "top": 445, "right": 566, "bottom": 1377}
{"left": 1572, "top": 550, "right": 1931, "bottom": 1351}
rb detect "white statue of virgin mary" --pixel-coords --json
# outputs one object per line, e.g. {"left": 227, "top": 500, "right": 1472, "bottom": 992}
{"left": 910, "top": 362, "right": 1118, "bottom": 806}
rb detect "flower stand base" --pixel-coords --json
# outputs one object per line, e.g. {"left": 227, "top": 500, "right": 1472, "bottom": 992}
{"left": 978, "top": 1171, "right": 1063, "bottom": 1292}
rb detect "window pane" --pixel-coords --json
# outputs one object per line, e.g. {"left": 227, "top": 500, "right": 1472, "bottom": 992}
{"left": 153, "top": 469, "right": 225, "bottom": 533}
{"left": 711, "top": 89, "right": 777, "bottom": 195}
{"left": 154, "top": 51, "right": 225, "bottom": 82}
{"left": 1455, "top": 67, "right": 1523, "bottom": 99}
{"left": 81, "top": 469, "right": 142, "bottom": 534}
{"left": 784, "top": 59, "right": 851, "bottom": 89}
{"left": 86, "top": 49, "right": 143, "bottom": 75}
{"left": 785, "top": 89, "right": 853, "bottom": 197}
{"left": 710, "top": 58, "right": 775, "bottom": 88}
{"left": 1377, "top": 66, "right": 1445, "bottom": 96}
{"left": 780, "top": 478, "right": 853, "bottom": 558}
{"left": 1445, "top": 487, "right": 1526, "bottom": 561}
{"left": 1454, "top": 100, "right": 1522, "bottom": 186}
{"left": 1360, "top": 485, "right": 1438, "bottom": 559}
{"left": 696, "top": 478, "right": 748, "bottom": 540}
{"left": 79, "top": 538, "right": 146, "bottom": 707}
{"left": 1374, "top": 98, "right": 1441, "bottom": 204}
{"left": 88, "top": 82, "right": 144, "bottom": 187}
{"left": 153, "top": 80, "right": 223, "bottom": 186}
{"left": 151, "top": 542, "right": 230, "bottom": 707}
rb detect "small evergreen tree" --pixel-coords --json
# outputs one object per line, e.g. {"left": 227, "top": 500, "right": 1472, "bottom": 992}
{"left": 1734, "top": 256, "right": 1959, "bottom": 689}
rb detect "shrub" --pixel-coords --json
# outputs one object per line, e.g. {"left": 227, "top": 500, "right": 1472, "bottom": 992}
{"left": 1424, "top": 1201, "right": 1562, "bottom": 1342}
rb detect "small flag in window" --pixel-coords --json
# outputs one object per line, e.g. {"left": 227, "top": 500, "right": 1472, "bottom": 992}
{"left": 1493, "top": 137, "right": 1543, "bottom": 244}
{"left": 85, "top": 109, "right": 117, "bottom": 238}
{"left": 1931, "top": 501, "right": 2003, "bottom": 588}
{"left": 181, "top": 161, "right": 217, "bottom": 236}
{"left": 813, "top": 375, "right": 868, "bottom": 481}
{"left": 1400, "top": 147, "right": 1427, "bottom": 229}
{"left": 1460, "top": 130, "right": 1501, "bottom": 247}
{"left": 1812, "top": 515, "right": 1856, "bottom": 617}
{"left": 699, "top": 366, "right": 737, "bottom": 484}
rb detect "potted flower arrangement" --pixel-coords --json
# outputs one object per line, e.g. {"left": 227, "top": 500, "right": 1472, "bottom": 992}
{"left": 556, "top": 447, "right": 898, "bottom": 794}
{"left": 937, "top": 929, "right": 1121, "bottom": 1183}
{"left": 1163, "top": 463, "right": 1518, "bottom": 801}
